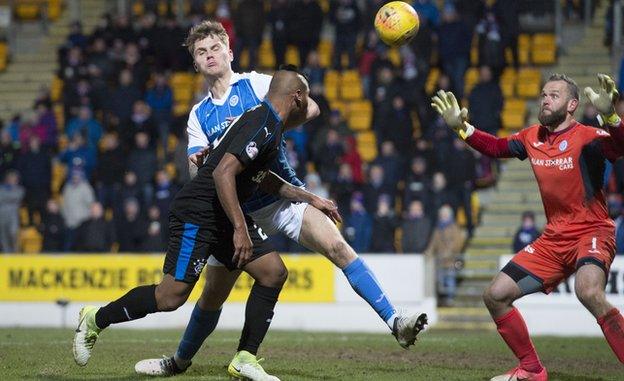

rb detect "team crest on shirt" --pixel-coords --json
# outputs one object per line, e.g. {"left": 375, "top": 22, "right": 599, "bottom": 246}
{"left": 229, "top": 95, "right": 239, "bottom": 107}
{"left": 246, "top": 141, "right": 259, "bottom": 159}
{"left": 558, "top": 140, "right": 568, "bottom": 151}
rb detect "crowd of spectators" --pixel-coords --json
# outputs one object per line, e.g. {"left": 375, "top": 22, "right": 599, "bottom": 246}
{"left": 0, "top": 0, "right": 563, "bottom": 260}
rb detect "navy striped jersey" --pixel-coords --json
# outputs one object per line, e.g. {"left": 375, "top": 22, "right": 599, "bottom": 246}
{"left": 172, "top": 101, "right": 284, "bottom": 226}
{"left": 187, "top": 71, "right": 303, "bottom": 213}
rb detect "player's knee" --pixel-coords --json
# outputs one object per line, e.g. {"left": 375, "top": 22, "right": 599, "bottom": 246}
{"left": 483, "top": 285, "right": 513, "bottom": 309}
{"left": 327, "top": 238, "right": 353, "bottom": 264}
{"left": 274, "top": 266, "right": 288, "bottom": 287}
{"left": 156, "top": 292, "right": 188, "bottom": 311}
{"left": 576, "top": 285, "right": 603, "bottom": 306}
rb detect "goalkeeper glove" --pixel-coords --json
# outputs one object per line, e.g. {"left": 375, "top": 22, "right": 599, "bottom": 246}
{"left": 431, "top": 90, "right": 475, "bottom": 140}
{"left": 584, "top": 73, "right": 621, "bottom": 126}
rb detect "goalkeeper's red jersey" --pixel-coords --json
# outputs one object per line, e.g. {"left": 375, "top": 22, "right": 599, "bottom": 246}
{"left": 467, "top": 121, "right": 624, "bottom": 237}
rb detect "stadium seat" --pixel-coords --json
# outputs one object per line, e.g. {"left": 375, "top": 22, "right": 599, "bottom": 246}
{"left": 388, "top": 48, "right": 401, "bottom": 67}
{"left": 348, "top": 112, "right": 371, "bottom": 131}
{"left": 19, "top": 226, "right": 42, "bottom": 253}
{"left": 48, "top": 0, "right": 62, "bottom": 20}
{"left": 531, "top": 33, "right": 557, "bottom": 65}
{"left": 0, "top": 42, "right": 7, "bottom": 71}
{"left": 15, "top": 2, "right": 39, "bottom": 20}
{"left": 259, "top": 40, "right": 275, "bottom": 69}
{"left": 50, "top": 77, "right": 63, "bottom": 102}
{"left": 426, "top": 68, "right": 440, "bottom": 95}
{"left": 285, "top": 45, "right": 300, "bottom": 67}
{"left": 341, "top": 70, "right": 360, "bottom": 84}
{"left": 502, "top": 98, "right": 527, "bottom": 130}
{"left": 174, "top": 103, "right": 190, "bottom": 117}
{"left": 324, "top": 70, "right": 340, "bottom": 87}
{"left": 330, "top": 100, "right": 348, "bottom": 117}
{"left": 51, "top": 161, "right": 66, "bottom": 195}
{"left": 356, "top": 131, "right": 377, "bottom": 162}
{"left": 325, "top": 83, "right": 339, "bottom": 101}
{"left": 19, "top": 207, "right": 30, "bottom": 227}
{"left": 340, "top": 82, "right": 363, "bottom": 100}
{"left": 464, "top": 67, "right": 479, "bottom": 95}
{"left": 53, "top": 104, "right": 64, "bottom": 130}
{"left": 516, "top": 68, "right": 541, "bottom": 98}
{"left": 318, "top": 40, "right": 333, "bottom": 67}
{"left": 132, "top": 0, "right": 145, "bottom": 16}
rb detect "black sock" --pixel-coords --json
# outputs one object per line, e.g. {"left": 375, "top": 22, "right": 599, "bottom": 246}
{"left": 95, "top": 284, "right": 158, "bottom": 329}
{"left": 237, "top": 283, "right": 281, "bottom": 355}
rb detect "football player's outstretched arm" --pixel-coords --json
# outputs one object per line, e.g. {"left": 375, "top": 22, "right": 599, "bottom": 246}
{"left": 431, "top": 90, "right": 519, "bottom": 159}
{"left": 259, "top": 171, "right": 342, "bottom": 224}
{"left": 585, "top": 73, "right": 624, "bottom": 147}
{"left": 213, "top": 153, "right": 252, "bottom": 268}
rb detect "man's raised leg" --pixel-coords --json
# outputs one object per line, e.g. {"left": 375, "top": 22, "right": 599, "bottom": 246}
{"left": 298, "top": 206, "right": 427, "bottom": 348}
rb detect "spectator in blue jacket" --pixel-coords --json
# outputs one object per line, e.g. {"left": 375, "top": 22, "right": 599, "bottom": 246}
{"left": 59, "top": 133, "right": 97, "bottom": 179}
{"left": 344, "top": 192, "right": 373, "bottom": 252}
{"left": 512, "top": 211, "right": 541, "bottom": 253}
{"left": 65, "top": 106, "right": 103, "bottom": 148}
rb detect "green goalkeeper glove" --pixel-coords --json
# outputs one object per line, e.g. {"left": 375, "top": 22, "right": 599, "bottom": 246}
{"left": 584, "top": 73, "right": 621, "bottom": 126}
{"left": 431, "top": 90, "right": 475, "bottom": 140}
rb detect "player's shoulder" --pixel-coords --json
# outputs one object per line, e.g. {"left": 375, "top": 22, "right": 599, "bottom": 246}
{"left": 237, "top": 71, "right": 272, "bottom": 84}
{"left": 574, "top": 121, "right": 611, "bottom": 138}
{"left": 510, "top": 123, "right": 540, "bottom": 140}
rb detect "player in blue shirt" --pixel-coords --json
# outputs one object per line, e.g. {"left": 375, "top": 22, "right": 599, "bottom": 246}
{"left": 135, "top": 20, "right": 427, "bottom": 378}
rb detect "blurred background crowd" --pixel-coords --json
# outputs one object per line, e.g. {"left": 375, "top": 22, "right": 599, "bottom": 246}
{"left": 1, "top": 0, "right": 623, "bottom": 270}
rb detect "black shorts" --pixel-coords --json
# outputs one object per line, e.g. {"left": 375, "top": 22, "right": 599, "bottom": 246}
{"left": 163, "top": 214, "right": 274, "bottom": 282}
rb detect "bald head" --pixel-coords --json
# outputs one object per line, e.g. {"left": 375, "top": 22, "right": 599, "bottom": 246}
{"left": 267, "top": 69, "right": 309, "bottom": 97}
{"left": 266, "top": 67, "right": 310, "bottom": 124}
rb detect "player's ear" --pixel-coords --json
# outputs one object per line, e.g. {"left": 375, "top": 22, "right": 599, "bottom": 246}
{"left": 567, "top": 97, "right": 579, "bottom": 113}
{"left": 228, "top": 48, "right": 234, "bottom": 63}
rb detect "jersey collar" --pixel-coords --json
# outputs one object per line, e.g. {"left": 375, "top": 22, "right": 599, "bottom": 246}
{"left": 263, "top": 99, "right": 282, "bottom": 123}
{"left": 205, "top": 71, "right": 243, "bottom": 105}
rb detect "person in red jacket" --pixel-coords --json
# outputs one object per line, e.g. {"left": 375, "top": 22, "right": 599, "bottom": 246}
{"left": 432, "top": 73, "right": 624, "bottom": 381}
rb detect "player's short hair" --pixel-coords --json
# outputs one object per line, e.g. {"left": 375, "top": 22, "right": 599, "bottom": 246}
{"left": 278, "top": 64, "right": 310, "bottom": 85}
{"left": 546, "top": 73, "right": 579, "bottom": 100}
{"left": 184, "top": 20, "right": 229, "bottom": 56}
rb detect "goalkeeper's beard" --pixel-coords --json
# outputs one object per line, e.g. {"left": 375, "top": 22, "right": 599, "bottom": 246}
{"left": 538, "top": 106, "right": 567, "bottom": 128}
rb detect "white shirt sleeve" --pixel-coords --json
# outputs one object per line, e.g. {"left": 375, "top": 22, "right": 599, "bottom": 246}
{"left": 187, "top": 103, "right": 208, "bottom": 156}
{"left": 248, "top": 71, "right": 273, "bottom": 100}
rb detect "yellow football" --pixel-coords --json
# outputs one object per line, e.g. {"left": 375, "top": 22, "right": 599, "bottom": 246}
{"left": 374, "top": 1, "right": 420, "bottom": 47}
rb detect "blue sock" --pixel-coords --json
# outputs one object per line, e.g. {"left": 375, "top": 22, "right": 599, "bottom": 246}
{"left": 342, "top": 257, "right": 397, "bottom": 328}
{"left": 175, "top": 303, "right": 221, "bottom": 364}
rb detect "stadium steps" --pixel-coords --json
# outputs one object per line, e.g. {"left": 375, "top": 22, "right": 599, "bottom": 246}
{"left": 0, "top": 0, "right": 106, "bottom": 122}
{"left": 435, "top": 307, "right": 495, "bottom": 330}
{"left": 448, "top": 2, "right": 613, "bottom": 324}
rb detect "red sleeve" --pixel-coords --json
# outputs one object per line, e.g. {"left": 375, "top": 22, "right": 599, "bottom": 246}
{"left": 600, "top": 120, "right": 624, "bottom": 161}
{"left": 465, "top": 129, "right": 527, "bottom": 159}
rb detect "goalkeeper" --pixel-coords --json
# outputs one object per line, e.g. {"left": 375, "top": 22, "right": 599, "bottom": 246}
{"left": 432, "top": 73, "right": 624, "bottom": 381}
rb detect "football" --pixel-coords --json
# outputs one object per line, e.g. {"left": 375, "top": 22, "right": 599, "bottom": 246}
{"left": 374, "top": 1, "right": 420, "bottom": 47}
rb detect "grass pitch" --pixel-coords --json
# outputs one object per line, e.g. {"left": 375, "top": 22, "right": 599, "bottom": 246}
{"left": 0, "top": 328, "right": 621, "bottom": 380}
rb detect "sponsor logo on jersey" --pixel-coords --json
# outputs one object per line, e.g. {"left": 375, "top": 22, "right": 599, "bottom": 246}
{"left": 246, "top": 141, "right": 259, "bottom": 159}
{"left": 533, "top": 141, "right": 544, "bottom": 147}
{"left": 524, "top": 244, "right": 535, "bottom": 254}
{"left": 530, "top": 156, "right": 574, "bottom": 170}
{"left": 559, "top": 140, "right": 568, "bottom": 151}
{"left": 597, "top": 129, "right": 610, "bottom": 136}
{"left": 229, "top": 95, "right": 239, "bottom": 107}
